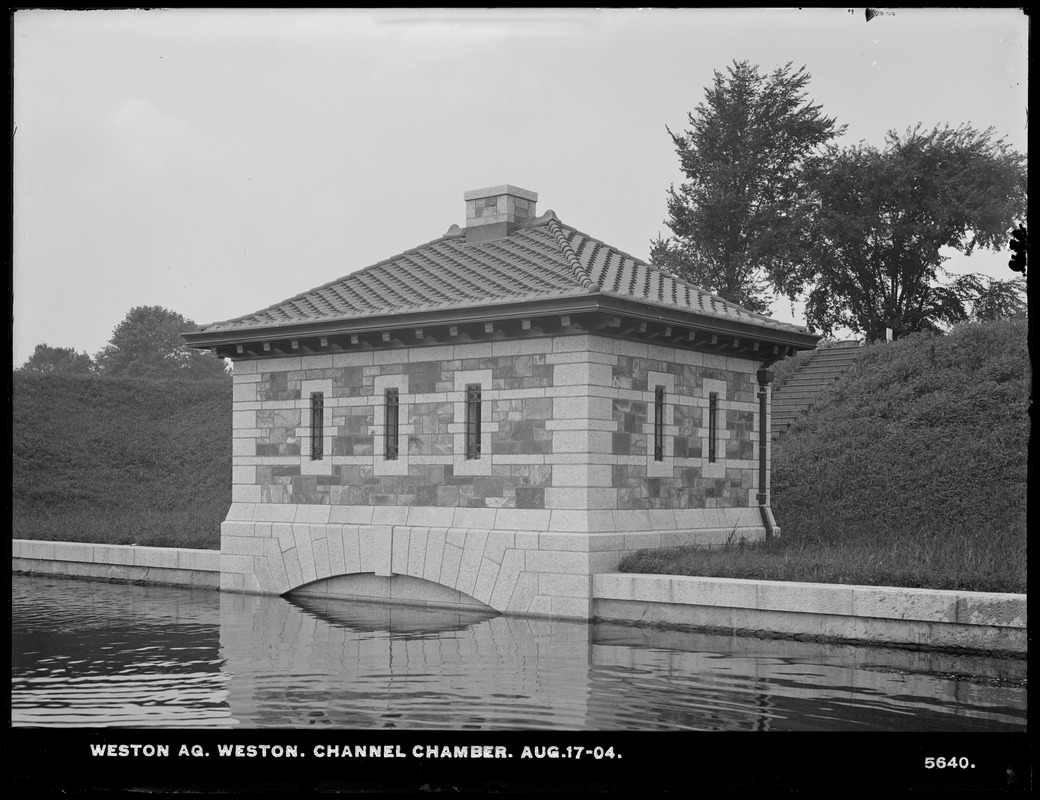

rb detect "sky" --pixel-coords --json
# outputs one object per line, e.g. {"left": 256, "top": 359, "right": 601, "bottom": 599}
{"left": 12, "top": 8, "right": 1029, "bottom": 367}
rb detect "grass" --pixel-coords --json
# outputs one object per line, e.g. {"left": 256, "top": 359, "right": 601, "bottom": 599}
{"left": 12, "top": 318, "right": 1028, "bottom": 592}
{"left": 12, "top": 373, "right": 231, "bottom": 550}
{"left": 620, "top": 318, "right": 1029, "bottom": 595}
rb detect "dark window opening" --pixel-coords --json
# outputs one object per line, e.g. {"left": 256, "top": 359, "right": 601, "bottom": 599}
{"left": 310, "top": 392, "right": 324, "bottom": 461}
{"left": 385, "top": 388, "right": 399, "bottom": 460}
{"left": 708, "top": 392, "right": 718, "bottom": 463}
{"left": 465, "top": 384, "right": 482, "bottom": 460}
{"left": 653, "top": 385, "right": 665, "bottom": 462}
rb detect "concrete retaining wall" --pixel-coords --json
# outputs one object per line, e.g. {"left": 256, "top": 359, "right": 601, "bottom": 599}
{"left": 12, "top": 539, "right": 219, "bottom": 589}
{"left": 12, "top": 540, "right": 1026, "bottom": 654}
{"left": 593, "top": 573, "right": 1027, "bottom": 655}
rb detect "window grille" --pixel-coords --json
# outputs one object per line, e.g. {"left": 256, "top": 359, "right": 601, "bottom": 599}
{"left": 653, "top": 385, "right": 665, "bottom": 462}
{"left": 465, "top": 384, "right": 482, "bottom": 460}
{"left": 310, "top": 392, "right": 324, "bottom": 461}
{"left": 385, "top": 388, "right": 399, "bottom": 460}
{"left": 708, "top": 392, "right": 718, "bottom": 463}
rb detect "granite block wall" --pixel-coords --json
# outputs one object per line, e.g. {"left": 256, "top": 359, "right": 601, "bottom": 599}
{"left": 605, "top": 350, "right": 759, "bottom": 510}
{"left": 231, "top": 336, "right": 763, "bottom": 513}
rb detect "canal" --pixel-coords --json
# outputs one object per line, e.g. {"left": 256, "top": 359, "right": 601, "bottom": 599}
{"left": 12, "top": 574, "right": 1025, "bottom": 732}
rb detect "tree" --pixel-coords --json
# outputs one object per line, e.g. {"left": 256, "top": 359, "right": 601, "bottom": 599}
{"left": 970, "top": 276, "right": 1027, "bottom": 322}
{"left": 651, "top": 61, "right": 845, "bottom": 313}
{"left": 19, "top": 343, "right": 95, "bottom": 374}
{"left": 94, "top": 306, "right": 229, "bottom": 380}
{"left": 805, "top": 125, "right": 1027, "bottom": 340}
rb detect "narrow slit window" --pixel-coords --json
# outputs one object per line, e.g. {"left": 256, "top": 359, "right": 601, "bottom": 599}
{"left": 310, "top": 392, "right": 324, "bottom": 461}
{"left": 384, "top": 388, "right": 399, "bottom": 460}
{"left": 465, "top": 384, "right": 482, "bottom": 460}
{"left": 708, "top": 392, "right": 718, "bottom": 463}
{"left": 653, "top": 385, "right": 665, "bottom": 462}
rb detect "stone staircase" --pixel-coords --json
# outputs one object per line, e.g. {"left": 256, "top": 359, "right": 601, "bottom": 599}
{"left": 771, "top": 343, "right": 866, "bottom": 438}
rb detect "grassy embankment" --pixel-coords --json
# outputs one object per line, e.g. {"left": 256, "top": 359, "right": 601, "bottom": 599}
{"left": 12, "top": 318, "right": 1028, "bottom": 592}
{"left": 619, "top": 318, "right": 1029, "bottom": 594}
{"left": 12, "top": 374, "right": 231, "bottom": 550}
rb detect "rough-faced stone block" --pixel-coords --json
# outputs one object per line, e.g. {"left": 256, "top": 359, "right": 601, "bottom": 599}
{"left": 544, "top": 487, "right": 587, "bottom": 509}
{"left": 407, "top": 527, "right": 429, "bottom": 577}
{"left": 451, "top": 507, "right": 497, "bottom": 530}
{"left": 133, "top": 546, "right": 178, "bottom": 569}
{"left": 956, "top": 593, "right": 1027, "bottom": 628}
{"left": 439, "top": 542, "right": 464, "bottom": 588}
{"left": 495, "top": 508, "right": 551, "bottom": 532}
{"left": 549, "top": 595, "right": 591, "bottom": 619}
{"left": 223, "top": 536, "right": 266, "bottom": 557}
{"left": 587, "top": 532, "right": 625, "bottom": 552}
{"left": 488, "top": 550, "right": 523, "bottom": 609}
{"left": 758, "top": 581, "right": 854, "bottom": 616}
{"left": 342, "top": 525, "right": 362, "bottom": 574}
{"left": 391, "top": 526, "right": 410, "bottom": 575}
{"left": 178, "top": 549, "right": 221, "bottom": 572}
{"left": 456, "top": 530, "right": 489, "bottom": 597}
{"left": 312, "top": 535, "right": 331, "bottom": 580}
{"left": 221, "top": 521, "right": 256, "bottom": 539}
{"left": 852, "top": 586, "right": 959, "bottom": 623}
{"left": 539, "top": 532, "right": 591, "bottom": 553}
{"left": 50, "top": 542, "right": 91, "bottom": 562}
{"left": 295, "top": 504, "right": 332, "bottom": 524}
{"left": 371, "top": 507, "right": 409, "bottom": 526}
{"left": 527, "top": 595, "right": 552, "bottom": 616}
{"left": 253, "top": 504, "right": 297, "bottom": 523}
{"left": 524, "top": 549, "right": 588, "bottom": 574}
{"left": 538, "top": 572, "right": 590, "bottom": 598}
{"left": 483, "top": 530, "right": 514, "bottom": 564}
{"left": 330, "top": 506, "right": 374, "bottom": 525}
{"left": 292, "top": 524, "right": 318, "bottom": 584}
{"left": 513, "top": 486, "right": 544, "bottom": 509}
{"left": 472, "top": 557, "right": 501, "bottom": 605}
{"left": 326, "top": 526, "right": 345, "bottom": 576}
{"left": 505, "top": 571, "right": 537, "bottom": 613}
{"left": 359, "top": 526, "right": 393, "bottom": 576}
{"left": 423, "top": 528, "right": 447, "bottom": 583}
{"left": 94, "top": 544, "right": 135, "bottom": 566}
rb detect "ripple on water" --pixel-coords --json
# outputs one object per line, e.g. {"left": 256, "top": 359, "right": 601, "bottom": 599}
{"left": 11, "top": 575, "right": 1027, "bottom": 731}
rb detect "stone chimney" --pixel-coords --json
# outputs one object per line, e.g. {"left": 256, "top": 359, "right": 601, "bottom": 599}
{"left": 463, "top": 185, "right": 538, "bottom": 243}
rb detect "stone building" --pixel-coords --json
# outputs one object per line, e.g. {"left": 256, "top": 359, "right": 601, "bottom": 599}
{"left": 184, "top": 185, "right": 818, "bottom": 619}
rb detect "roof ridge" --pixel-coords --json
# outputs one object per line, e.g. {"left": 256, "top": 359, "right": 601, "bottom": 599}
{"left": 551, "top": 220, "right": 796, "bottom": 325}
{"left": 548, "top": 219, "right": 724, "bottom": 300}
{"left": 546, "top": 217, "right": 597, "bottom": 292}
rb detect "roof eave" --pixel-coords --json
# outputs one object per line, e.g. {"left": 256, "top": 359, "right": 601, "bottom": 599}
{"left": 594, "top": 294, "right": 819, "bottom": 349}
{"left": 183, "top": 292, "right": 817, "bottom": 353}
{"left": 181, "top": 293, "right": 604, "bottom": 349}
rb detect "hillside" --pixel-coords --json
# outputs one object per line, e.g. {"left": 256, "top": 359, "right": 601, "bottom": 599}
{"left": 12, "top": 373, "right": 232, "bottom": 549}
{"left": 623, "top": 318, "right": 1029, "bottom": 593}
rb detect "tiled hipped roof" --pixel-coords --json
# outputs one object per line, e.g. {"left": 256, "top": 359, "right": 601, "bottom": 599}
{"left": 199, "top": 212, "right": 804, "bottom": 335}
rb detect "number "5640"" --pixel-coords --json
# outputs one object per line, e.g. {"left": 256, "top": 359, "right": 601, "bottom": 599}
{"left": 924, "top": 757, "right": 973, "bottom": 769}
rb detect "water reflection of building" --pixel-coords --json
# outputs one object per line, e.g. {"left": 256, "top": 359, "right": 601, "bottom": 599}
{"left": 219, "top": 591, "right": 596, "bottom": 729}
{"left": 216, "top": 590, "right": 1026, "bottom": 732}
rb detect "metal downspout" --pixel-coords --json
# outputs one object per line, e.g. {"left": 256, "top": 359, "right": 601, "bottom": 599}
{"left": 756, "top": 368, "right": 777, "bottom": 541}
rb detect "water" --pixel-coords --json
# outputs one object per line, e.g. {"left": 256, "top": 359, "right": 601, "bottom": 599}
{"left": 11, "top": 574, "right": 1026, "bottom": 731}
